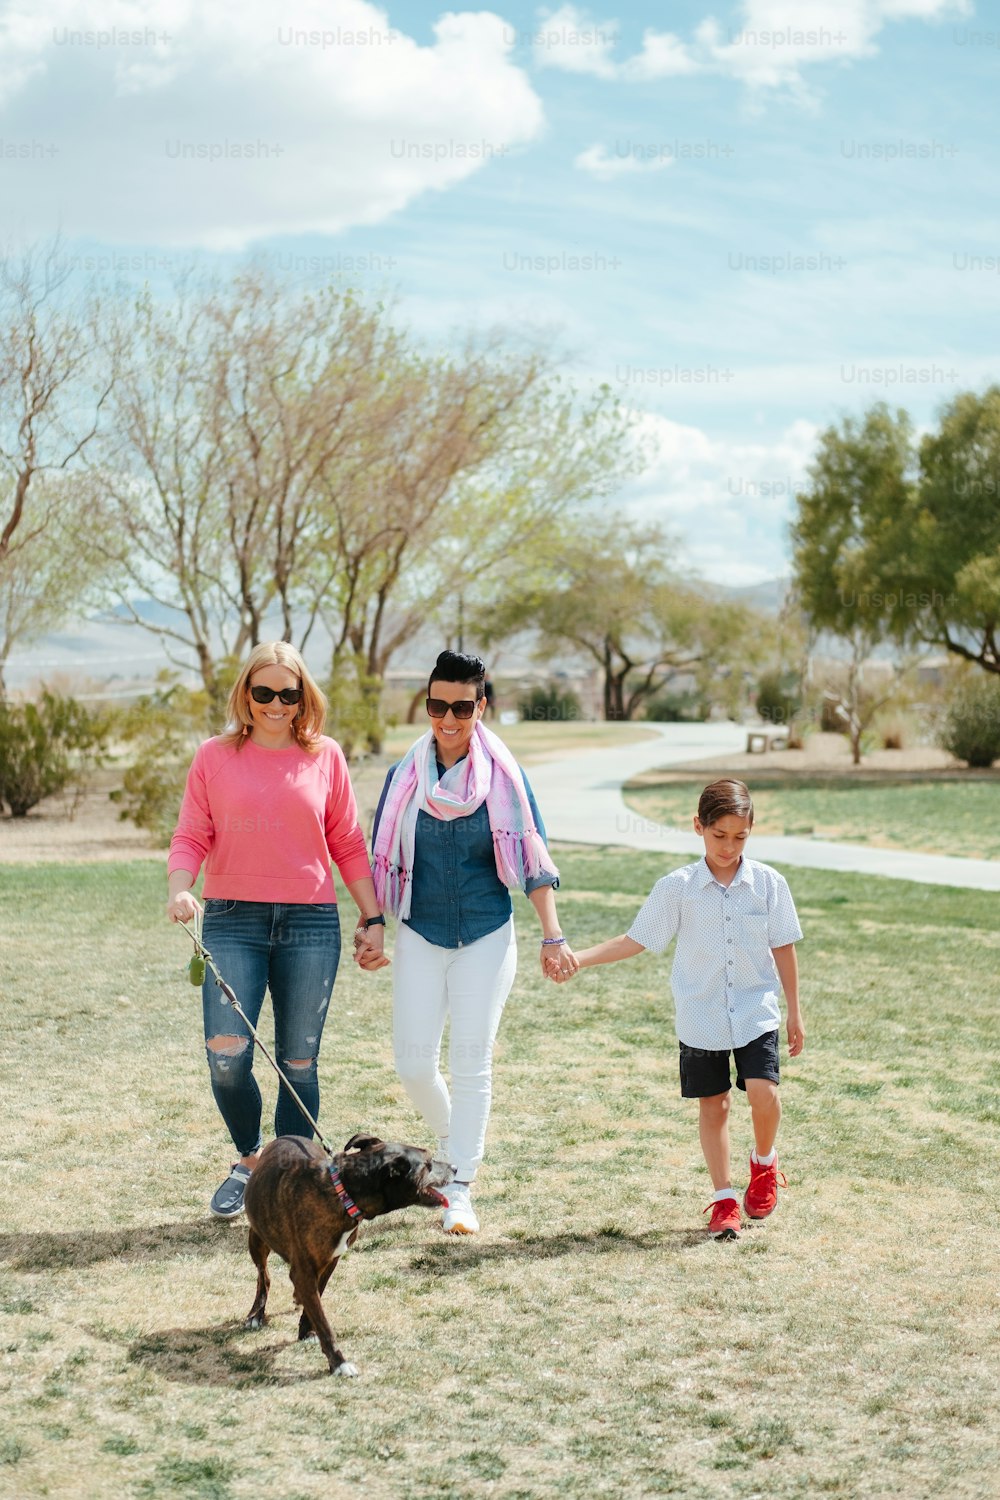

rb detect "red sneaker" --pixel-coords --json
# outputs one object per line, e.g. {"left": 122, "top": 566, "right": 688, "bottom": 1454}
{"left": 703, "top": 1196, "right": 741, "bottom": 1240}
{"left": 743, "top": 1154, "right": 788, "bottom": 1220}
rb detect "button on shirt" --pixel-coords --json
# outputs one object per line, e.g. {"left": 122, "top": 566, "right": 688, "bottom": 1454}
{"left": 627, "top": 856, "right": 803, "bottom": 1050}
{"left": 372, "top": 760, "right": 558, "bottom": 949}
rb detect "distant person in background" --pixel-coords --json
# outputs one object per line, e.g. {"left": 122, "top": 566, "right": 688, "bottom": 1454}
{"left": 371, "top": 649, "right": 576, "bottom": 1234}
{"left": 166, "top": 641, "right": 388, "bottom": 1220}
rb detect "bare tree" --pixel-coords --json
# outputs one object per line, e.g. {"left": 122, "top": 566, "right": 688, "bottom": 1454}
{"left": 89, "top": 274, "right": 646, "bottom": 737}
{"left": 316, "top": 353, "right": 642, "bottom": 690}
{"left": 91, "top": 273, "right": 400, "bottom": 703}
{"left": 0, "top": 478, "right": 110, "bottom": 695}
{"left": 0, "top": 243, "right": 116, "bottom": 692}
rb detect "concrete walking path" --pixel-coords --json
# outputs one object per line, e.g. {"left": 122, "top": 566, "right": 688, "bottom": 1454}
{"left": 527, "top": 722, "right": 1000, "bottom": 892}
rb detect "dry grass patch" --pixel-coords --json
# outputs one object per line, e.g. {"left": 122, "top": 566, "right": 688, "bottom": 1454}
{"left": 0, "top": 852, "right": 997, "bottom": 1498}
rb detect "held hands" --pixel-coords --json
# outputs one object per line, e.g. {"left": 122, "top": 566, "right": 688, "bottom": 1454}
{"left": 353, "top": 923, "right": 391, "bottom": 972}
{"left": 541, "top": 939, "right": 580, "bottom": 983}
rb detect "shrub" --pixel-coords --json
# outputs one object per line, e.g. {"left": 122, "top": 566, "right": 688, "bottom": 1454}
{"left": 326, "top": 651, "right": 386, "bottom": 756}
{"left": 518, "top": 683, "right": 581, "bottom": 722}
{"left": 110, "top": 678, "right": 215, "bottom": 845}
{"left": 937, "top": 673, "right": 1000, "bottom": 768}
{"left": 642, "top": 688, "right": 704, "bottom": 722}
{"left": 0, "top": 691, "right": 110, "bottom": 818}
{"left": 755, "top": 669, "right": 802, "bottom": 727}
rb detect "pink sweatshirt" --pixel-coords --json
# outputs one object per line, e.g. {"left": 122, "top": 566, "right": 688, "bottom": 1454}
{"left": 167, "top": 736, "right": 373, "bottom": 903}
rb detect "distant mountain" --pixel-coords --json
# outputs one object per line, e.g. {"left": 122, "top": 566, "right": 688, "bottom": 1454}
{"left": 719, "top": 578, "right": 790, "bottom": 615}
{"left": 101, "top": 598, "right": 190, "bottom": 627}
{"left": 5, "top": 580, "right": 794, "bottom": 696}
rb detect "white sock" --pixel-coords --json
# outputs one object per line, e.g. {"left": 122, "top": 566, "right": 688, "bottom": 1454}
{"left": 752, "top": 1148, "right": 777, "bottom": 1167}
{"left": 713, "top": 1187, "right": 738, "bottom": 1202}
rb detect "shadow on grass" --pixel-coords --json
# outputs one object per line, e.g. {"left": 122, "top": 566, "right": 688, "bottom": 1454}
{"left": 123, "top": 1319, "right": 334, "bottom": 1388}
{"left": 0, "top": 1218, "right": 243, "bottom": 1272}
{"left": 406, "top": 1224, "right": 704, "bottom": 1271}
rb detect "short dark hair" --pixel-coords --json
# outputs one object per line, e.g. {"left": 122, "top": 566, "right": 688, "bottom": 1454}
{"left": 427, "top": 650, "right": 486, "bottom": 699}
{"left": 698, "top": 778, "right": 754, "bottom": 827}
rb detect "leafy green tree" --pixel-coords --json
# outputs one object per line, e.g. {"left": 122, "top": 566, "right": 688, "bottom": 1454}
{"left": 478, "top": 520, "right": 768, "bottom": 721}
{"left": 904, "top": 386, "right": 1000, "bottom": 672}
{"left": 792, "top": 389, "right": 1000, "bottom": 681}
{"left": 791, "top": 405, "right": 921, "bottom": 761}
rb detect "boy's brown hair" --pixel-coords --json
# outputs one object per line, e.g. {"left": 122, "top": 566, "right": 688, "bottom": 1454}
{"left": 698, "top": 778, "right": 754, "bottom": 827}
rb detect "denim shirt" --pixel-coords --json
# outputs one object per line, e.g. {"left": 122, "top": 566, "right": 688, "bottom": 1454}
{"left": 372, "top": 759, "right": 558, "bottom": 949}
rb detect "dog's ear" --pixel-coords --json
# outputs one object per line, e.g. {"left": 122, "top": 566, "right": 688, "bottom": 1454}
{"left": 343, "top": 1132, "right": 384, "bottom": 1154}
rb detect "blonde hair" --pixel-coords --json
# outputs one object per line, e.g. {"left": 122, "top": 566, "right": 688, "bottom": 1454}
{"left": 220, "top": 642, "right": 327, "bottom": 753}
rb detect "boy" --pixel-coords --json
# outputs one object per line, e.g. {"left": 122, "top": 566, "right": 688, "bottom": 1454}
{"left": 570, "top": 779, "right": 804, "bottom": 1240}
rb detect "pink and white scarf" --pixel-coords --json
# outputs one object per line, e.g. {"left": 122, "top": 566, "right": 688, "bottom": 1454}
{"left": 372, "top": 723, "right": 559, "bottom": 920}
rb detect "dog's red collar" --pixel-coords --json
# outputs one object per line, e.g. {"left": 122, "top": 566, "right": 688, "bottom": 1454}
{"left": 328, "top": 1163, "right": 363, "bottom": 1221}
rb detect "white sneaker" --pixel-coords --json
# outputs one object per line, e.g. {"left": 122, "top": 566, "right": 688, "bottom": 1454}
{"left": 442, "top": 1183, "right": 479, "bottom": 1234}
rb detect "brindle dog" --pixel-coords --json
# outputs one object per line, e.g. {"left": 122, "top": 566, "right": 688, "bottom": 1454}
{"left": 243, "top": 1132, "right": 454, "bottom": 1376}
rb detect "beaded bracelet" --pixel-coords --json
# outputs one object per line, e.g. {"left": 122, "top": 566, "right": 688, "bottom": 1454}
{"left": 541, "top": 936, "right": 567, "bottom": 946}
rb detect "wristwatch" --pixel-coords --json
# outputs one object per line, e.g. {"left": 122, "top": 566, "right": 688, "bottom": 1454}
{"left": 363, "top": 914, "right": 386, "bottom": 929}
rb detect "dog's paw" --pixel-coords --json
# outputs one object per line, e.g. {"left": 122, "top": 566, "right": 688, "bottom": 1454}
{"left": 333, "top": 1360, "right": 359, "bottom": 1378}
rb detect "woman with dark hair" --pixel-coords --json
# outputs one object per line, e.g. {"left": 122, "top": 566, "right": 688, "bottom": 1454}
{"left": 166, "top": 641, "right": 389, "bottom": 1219}
{"left": 372, "top": 650, "right": 577, "bottom": 1233}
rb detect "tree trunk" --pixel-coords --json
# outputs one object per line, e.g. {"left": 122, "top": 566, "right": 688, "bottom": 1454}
{"left": 406, "top": 687, "right": 424, "bottom": 724}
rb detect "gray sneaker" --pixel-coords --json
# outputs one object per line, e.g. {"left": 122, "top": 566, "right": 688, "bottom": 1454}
{"left": 210, "top": 1163, "right": 252, "bottom": 1219}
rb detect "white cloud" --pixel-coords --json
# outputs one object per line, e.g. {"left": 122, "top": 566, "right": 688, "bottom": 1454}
{"left": 621, "top": 412, "right": 819, "bottom": 586}
{"left": 531, "top": 4, "right": 621, "bottom": 78}
{"left": 534, "top": 5, "right": 698, "bottom": 79}
{"left": 534, "top": 0, "right": 970, "bottom": 98}
{"left": 0, "top": 0, "right": 545, "bottom": 249}
{"left": 621, "top": 28, "right": 702, "bottom": 80}
{"left": 574, "top": 143, "right": 673, "bottom": 179}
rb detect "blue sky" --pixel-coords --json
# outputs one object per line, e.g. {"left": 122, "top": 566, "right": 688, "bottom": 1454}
{"left": 2, "top": 0, "right": 997, "bottom": 586}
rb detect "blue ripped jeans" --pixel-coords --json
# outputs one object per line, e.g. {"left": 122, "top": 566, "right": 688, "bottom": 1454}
{"left": 200, "top": 900, "right": 342, "bottom": 1157}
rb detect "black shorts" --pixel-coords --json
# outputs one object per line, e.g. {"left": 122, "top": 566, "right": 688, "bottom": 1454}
{"left": 678, "top": 1030, "right": 780, "bottom": 1098}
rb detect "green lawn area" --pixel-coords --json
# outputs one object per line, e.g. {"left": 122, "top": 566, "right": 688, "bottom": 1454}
{"left": 1, "top": 852, "right": 997, "bottom": 1498}
{"left": 624, "top": 773, "right": 1000, "bottom": 860}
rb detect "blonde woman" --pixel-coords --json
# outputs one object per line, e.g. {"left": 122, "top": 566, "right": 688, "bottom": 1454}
{"left": 166, "top": 642, "right": 388, "bottom": 1219}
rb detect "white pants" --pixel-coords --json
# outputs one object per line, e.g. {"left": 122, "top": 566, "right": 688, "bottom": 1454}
{"left": 393, "top": 919, "right": 517, "bottom": 1183}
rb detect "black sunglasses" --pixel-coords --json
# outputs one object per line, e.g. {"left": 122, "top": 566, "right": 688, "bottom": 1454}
{"left": 426, "top": 696, "right": 480, "bottom": 720}
{"left": 249, "top": 685, "right": 303, "bottom": 706}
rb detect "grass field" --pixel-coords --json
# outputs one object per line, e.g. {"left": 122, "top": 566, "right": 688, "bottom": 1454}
{"left": 1, "top": 852, "right": 998, "bottom": 1499}
{"left": 380, "top": 719, "right": 658, "bottom": 764}
{"left": 624, "top": 773, "right": 1000, "bottom": 860}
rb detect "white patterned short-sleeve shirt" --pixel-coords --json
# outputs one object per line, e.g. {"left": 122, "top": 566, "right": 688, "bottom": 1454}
{"left": 627, "top": 856, "right": 803, "bottom": 1050}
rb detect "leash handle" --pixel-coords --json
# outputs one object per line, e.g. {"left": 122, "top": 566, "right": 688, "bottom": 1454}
{"left": 177, "top": 920, "right": 336, "bottom": 1158}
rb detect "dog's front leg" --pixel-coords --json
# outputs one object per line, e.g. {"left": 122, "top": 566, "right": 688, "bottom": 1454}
{"left": 245, "top": 1229, "right": 271, "bottom": 1330}
{"left": 296, "top": 1254, "right": 342, "bottom": 1343}
{"left": 291, "top": 1267, "right": 357, "bottom": 1377}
